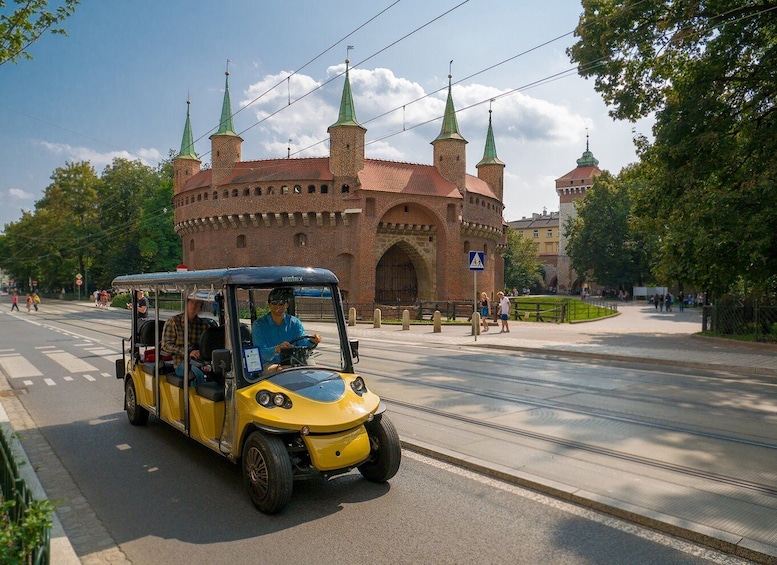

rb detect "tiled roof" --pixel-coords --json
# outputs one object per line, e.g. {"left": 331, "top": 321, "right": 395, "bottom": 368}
{"left": 359, "top": 160, "right": 462, "bottom": 198}
{"left": 228, "top": 158, "right": 333, "bottom": 184}
{"left": 555, "top": 165, "right": 601, "bottom": 182}
{"left": 509, "top": 216, "right": 559, "bottom": 229}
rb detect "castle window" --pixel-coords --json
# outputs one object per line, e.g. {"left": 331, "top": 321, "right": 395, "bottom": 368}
{"left": 282, "top": 185, "right": 289, "bottom": 195}
{"left": 483, "top": 244, "right": 488, "bottom": 257}
{"left": 197, "top": 194, "right": 201, "bottom": 201}
{"left": 268, "top": 186, "right": 274, "bottom": 194}
{"left": 404, "top": 205, "right": 409, "bottom": 213}
{"left": 308, "top": 185, "right": 315, "bottom": 194}
{"left": 232, "top": 189, "right": 238, "bottom": 197}
{"left": 469, "top": 196, "right": 473, "bottom": 204}
{"left": 213, "top": 191, "right": 218, "bottom": 200}
{"left": 223, "top": 190, "right": 229, "bottom": 198}
{"left": 295, "top": 233, "right": 307, "bottom": 247}
{"left": 533, "top": 230, "right": 539, "bottom": 238}
{"left": 243, "top": 188, "right": 250, "bottom": 196}
{"left": 254, "top": 187, "right": 262, "bottom": 196}
{"left": 236, "top": 235, "right": 246, "bottom": 248}
{"left": 463, "top": 240, "right": 471, "bottom": 254}
{"left": 481, "top": 201, "right": 485, "bottom": 207}
{"left": 185, "top": 197, "right": 189, "bottom": 205}
{"left": 341, "top": 184, "right": 349, "bottom": 193}
{"left": 204, "top": 192, "right": 208, "bottom": 200}
{"left": 294, "top": 185, "right": 301, "bottom": 194}
{"left": 447, "top": 203, "right": 456, "bottom": 222}
{"left": 321, "top": 184, "right": 328, "bottom": 194}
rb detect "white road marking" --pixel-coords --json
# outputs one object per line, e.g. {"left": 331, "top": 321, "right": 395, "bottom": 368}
{"left": 0, "top": 355, "right": 43, "bottom": 378}
{"left": 44, "top": 378, "right": 56, "bottom": 386}
{"left": 83, "top": 374, "right": 96, "bottom": 381}
{"left": 44, "top": 350, "right": 98, "bottom": 373}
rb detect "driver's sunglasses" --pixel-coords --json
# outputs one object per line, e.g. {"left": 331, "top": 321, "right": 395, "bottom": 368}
{"left": 269, "top": 299, "right": 288, "bottom": 306}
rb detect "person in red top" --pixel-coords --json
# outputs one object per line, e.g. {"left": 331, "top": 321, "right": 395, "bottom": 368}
{"left": 10, "top": 292, "right": 19, "bottom": 311}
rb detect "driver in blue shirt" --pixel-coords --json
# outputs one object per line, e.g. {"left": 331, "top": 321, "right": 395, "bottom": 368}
{"left": 252, "top": 287, "right": 321, "bottom": 365}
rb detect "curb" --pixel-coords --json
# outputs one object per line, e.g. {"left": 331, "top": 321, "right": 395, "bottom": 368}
{"left": 401, "top": 438, "right": 777, "bottom": 565}
{"left": 0, "top": 402, "right": 81, "bottom": 565}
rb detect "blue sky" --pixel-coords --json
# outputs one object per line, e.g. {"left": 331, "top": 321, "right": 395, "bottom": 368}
{"left": 0, "top": 0, "right": 653, "bottom": 231}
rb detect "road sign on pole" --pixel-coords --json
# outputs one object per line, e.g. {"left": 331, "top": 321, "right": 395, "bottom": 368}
{"left": 468, "top": 252, "right": 485, "bottom": 341}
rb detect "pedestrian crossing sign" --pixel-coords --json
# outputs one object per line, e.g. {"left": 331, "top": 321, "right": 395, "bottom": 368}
{"left": 468, "top": 251, "right": 485, "bottom": 271}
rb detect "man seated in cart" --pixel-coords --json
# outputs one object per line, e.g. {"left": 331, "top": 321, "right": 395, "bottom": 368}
{"left": 161, "top": 299, "right": 211, "bottom": 385}
{"left": 252, "top": 287, "right": 321, "bottom": 368}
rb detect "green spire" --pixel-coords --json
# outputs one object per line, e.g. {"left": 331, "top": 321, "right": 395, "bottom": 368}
{"left": 216, "top": 70, "right": 237, "bottom": 136}
{"left": 178, "top": 99, "right": 198, "bottom": 160}
{"left": 576, "top": 132, "right": 599, "bottom": 167}
{"left": 477, "top": 110, "right": 504, "bottom": 167}
{"left": 434, "top": 74, "right": 465, "bottom": 142}
{"left": 330, "top": 58, "right": 362, "bottom": 128}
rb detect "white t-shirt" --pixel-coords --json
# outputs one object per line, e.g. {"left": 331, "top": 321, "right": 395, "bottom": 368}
{"left": 499, "top": 296, "right": 510, "bottom": 315}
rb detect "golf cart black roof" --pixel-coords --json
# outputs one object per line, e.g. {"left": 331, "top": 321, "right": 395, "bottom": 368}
{"left": 112, "top": 267, "right": 339, "bottom": 294}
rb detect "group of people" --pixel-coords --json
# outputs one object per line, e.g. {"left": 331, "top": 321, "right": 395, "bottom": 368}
{"left": 479, "top": 291, "right": 512, "bottom": 333}
{"left": 94, "top": 289, "right": 112, "bottom": 308}
{"left": 9, "top": 291, "right": 40, "bottom": 313}
{"left": 156, "top": 287, "right": 321, "bottom": 386}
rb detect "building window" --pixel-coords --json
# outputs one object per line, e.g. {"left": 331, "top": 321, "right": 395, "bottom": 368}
{"left": 342, "top": 184, "right": 349, "bottom": 193}
{"left": 464, "top": 240, "right": 470, "bottom": 254}
{"left": 321, "top": 184, "right": 328, "bottom": 194}
{"left": 366, "top": 198, "right": 375, "bottom": 218}
{"left": 294, "top": 185, "right": 301, "bottom": 194}
{"left": 308, "top": 184, "right": 315, "bottom": 193}
{"left": 237, "top": 235, "right": 246, "bottom": 248}
{"left": 232, "top": 189, "right": 238, "bottom": 197}
{"left": 254, "top": 187, "right": 262, "bottom": 196}
{"left": 213, "top": 191, "right": 218, "bottom": 200}
{"left": 404, "top": 205, "right": 409, "bottom": 213}
{"left": 483, "top": 244, "right": 488, "bottom": 257}
{"left": 447, "top": 203, "right": 456, "bottom": 222}
{"left": 204, "top": 192, "right": 208, "bottom": 200}
{"left": 295, "top": 233, "right": 307, "bottom": 247}
{"left": 185, "top": 197, "right": 189, "bottom": 205}
{"left": 533, "top": 230, "right": 538, "bottom": 238}
{"left": 243, "top": 188, "right": 250, "bottom": 196}
{"left": 267, "top": 186, "right": 274, "bottom": 194}
{"left": 547, "top": 229, "right": 553, "bottom": 238}
{"left": 223, "top": 190, "right": 229, "bottom": 198}
{"left": 282, "top": 186, "right": 289, "bottom": 195}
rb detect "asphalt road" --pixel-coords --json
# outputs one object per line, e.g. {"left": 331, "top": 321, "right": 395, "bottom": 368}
{"left": 0, "top": 301, "right": 759, "bottom": 564}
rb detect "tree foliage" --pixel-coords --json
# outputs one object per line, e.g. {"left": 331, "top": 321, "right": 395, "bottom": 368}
{"left": 569, "top": 0, "right": 777, "bottom": 297}
{"left": 502, "top": 229, "right": 544, "bottom": 292}
{"left": 565, "top": 170, "right": 652, "bottom": 290}
{"left": 0, "top": 158, "right": 179, "bottom": 293}
{"left": 0, "top": 0, "right": 80, "bottom": 66}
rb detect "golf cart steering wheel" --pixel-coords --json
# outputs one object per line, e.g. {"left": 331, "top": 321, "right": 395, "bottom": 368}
{"left": 288, "top": 334, "right": 319, "bottom": 349}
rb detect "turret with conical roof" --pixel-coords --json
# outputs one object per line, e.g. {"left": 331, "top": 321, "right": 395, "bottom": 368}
{"left": 328, "top": 58, "right": 366, "bottom": 181}
{"left": 476, "top": 109, "right": 505, "bottom": 202}
{"left": 210, "top": 68, "right": 243, "bottom": 184}
{"left": 173, "top": 98, "right": 201, "bottom": 195}
{"left": 432, "top": 74, "right": 467, "bottom": 192}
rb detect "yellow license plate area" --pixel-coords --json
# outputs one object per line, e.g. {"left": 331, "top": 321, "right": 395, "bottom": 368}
{"left": 303, "top": 426, "right": 370, "bottom": 471}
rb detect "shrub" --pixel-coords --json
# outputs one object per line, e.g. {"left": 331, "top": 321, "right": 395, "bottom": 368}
{"left": 0, "top": 498, "right": 53, "bottom": 564}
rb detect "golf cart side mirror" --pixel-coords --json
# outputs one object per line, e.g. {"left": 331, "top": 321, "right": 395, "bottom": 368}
{"left": 212, "top": 349, "right": 232, "bottom": 374}
{"left": 349, "top": 339, "right": 359, "bottom": 363}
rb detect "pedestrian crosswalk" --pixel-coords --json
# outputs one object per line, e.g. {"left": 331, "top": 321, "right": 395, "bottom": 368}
{"left": 0, "top": 344, "right": 119, "bottom": 387}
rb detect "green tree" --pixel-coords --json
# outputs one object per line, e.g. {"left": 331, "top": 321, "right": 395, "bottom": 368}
{"left": 565, "top": 170, "right": 651, "bottom": 291}
{"left": 502, "top": 229, "right": 544, "bottom": 292}
{"left": 568, "top": 1, "right": 777, "bottom": 297}
{"left": 0, "top": 0, "right": 79, "bottom": 66}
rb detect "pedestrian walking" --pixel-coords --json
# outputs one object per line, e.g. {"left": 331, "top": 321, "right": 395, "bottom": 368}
{"left": 479, "top": 292, "right": 490, "bottom": 333}
{"left": 93, "top": 289, "right": 100, "bottom": 307}
{"left": 497, "top": 291, "right": 510, "bottom": 333}
{"left": 32, "top": 292, "right": 40, "bottom": 311}
{"left": 10, "top": 292, "right": 19, "bottom": 311}
{"left": 25, "top": 293, "right": 33, "bottom": 313}
{"left": 678, "top": 291, "right": 685, "bottom": 312}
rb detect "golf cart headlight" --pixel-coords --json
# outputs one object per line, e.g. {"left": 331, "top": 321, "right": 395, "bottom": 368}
{"left": 273, "top": 393, "right": 286, "bottom": 407}
{"left": 257, "top": 390, "right": 271, "bottom": 406}
{"left": 350, "top": 377, "right": 367, "bottom": 395}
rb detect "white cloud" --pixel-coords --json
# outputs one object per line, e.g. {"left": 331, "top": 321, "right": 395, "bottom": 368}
{"left": 38, "top": 142, "right": 162, "bottom": 169}
{"left": 8, "top": 188, "right": 35, "bottom": 200}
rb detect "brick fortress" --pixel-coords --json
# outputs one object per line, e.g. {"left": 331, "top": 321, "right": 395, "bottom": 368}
{"left": 172, "top": 61, "right": 506, "bottom": 305}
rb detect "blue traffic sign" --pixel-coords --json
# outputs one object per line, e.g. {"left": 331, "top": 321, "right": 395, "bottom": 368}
{"left": 468, "top": 251, "right": 485, "bottom": 271}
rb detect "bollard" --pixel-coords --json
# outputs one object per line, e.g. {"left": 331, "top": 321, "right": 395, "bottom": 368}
{"left": 374, "top": 308, "right": 382, "bottom": 328}
{"left": 472, "top": 311, "right": 480, "bottom": 336}
{"left": 349, "top": 307, "right": 356, "bottom": 327}
{"left": 433, "top": 310, "right": 442, "bottom": 333}
{"left": 402, "top": 309, "right": 410, "bottom": 330}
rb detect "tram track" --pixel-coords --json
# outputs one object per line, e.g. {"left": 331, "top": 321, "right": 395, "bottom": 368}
{"left": 383, "top": 396, "right": 777, "bottom": 498}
